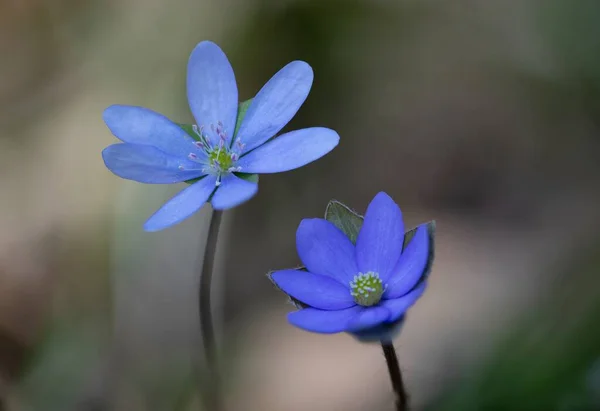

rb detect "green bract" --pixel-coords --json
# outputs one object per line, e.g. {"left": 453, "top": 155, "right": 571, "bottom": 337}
{"left": 325, "top": 198, "right": 436, "bottom": 268}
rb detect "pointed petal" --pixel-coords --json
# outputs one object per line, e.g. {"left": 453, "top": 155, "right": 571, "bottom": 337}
{"left": 236, "top": 127, "right": 339, "bottom": 174}
{"left": 210, "top": 174, "right": 258, "bottom": 210}
{"left": 270, "top": 269, "right": 355, "bottom": 310}
{"left": 287, "top": 306, "right": 362, "bottom": 334}
{"left": 103, "top": 105, "right": 203, "bottom": 158}
{"left": 383, "top": 224, "right": 430, "bottom": 299}
{"left": 296, "top": 219, "right": 358, "bottom": 284}
{"left": 143, "top": 176, "right": 217, "bottom": 232}
{"left": 102, "top": 143, "right": 204, "bottom": 183}
{"left": 346, "top": 306, "right": 391, "bottom": 332}
{"left": 356, "top": 192, "right": 404, "bottom": 280}
{"left": 381, "top": 282, "right": 427, "bottom": 322}
{"left": 187, "top": 41, "right": 238, "bottom": 146}
{"left": 236, "top": 61, "right": 313, "bottom": 153}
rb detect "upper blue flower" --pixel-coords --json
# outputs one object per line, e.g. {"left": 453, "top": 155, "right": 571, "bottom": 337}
{"left": 271, "top": 192, "right": 430, "bottom": 334}
{"left": 102, "top": 41, "right": 339, "bottom": 231}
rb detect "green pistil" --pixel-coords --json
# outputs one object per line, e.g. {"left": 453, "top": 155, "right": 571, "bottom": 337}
{"left": 350, "top": 271, "right": 384, "bottom": 307}
{"left": 209, "top": 149, "right": 233, "bottom": 172}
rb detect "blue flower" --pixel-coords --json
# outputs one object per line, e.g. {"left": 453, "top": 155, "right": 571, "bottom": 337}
{"left": 270, "top": 192, "right": 431, "bottom": 335}
{"left": 102, "top": 41, "right": 339, "bottom": 231}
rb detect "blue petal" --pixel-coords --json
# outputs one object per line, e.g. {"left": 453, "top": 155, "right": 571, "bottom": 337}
{"left": 288, "top": 306, "right": 362, "bottom": 334}
{"left": 381, "top": 282, "right": 427, "bottom": 322}
{"left": 102, "top": 143, "right": 204, "bottom": 184}
{"left": 355, "top": 192, "right": 404, "bottom": 280}
{"left": 236, "top": 127, "right": 339, "bottom": 174}
{"left": 187, "top": 41, "right": 238, "bottom": 146}
{"left": 270, "top": 269, "right": 355, "bottom": 310}
{"left": 296, "top": 219, "right": 358, "bottom": 284}
{"left": 383, "top": 224, "right": 430, "bottom": 299}
{"left": 103, "top": 105, "right": 204, "bottom": 159}
{"left": 236, "top": 61, "right": 313, "bottom": 153}
{"left": 143, "top": 176, "right": 217, "bottom": 232}
{"left": 345, "top": 306, "right": 391, "bottom": 332}
{"left": 210, "top": 174, "right": 258, "bottom": 210}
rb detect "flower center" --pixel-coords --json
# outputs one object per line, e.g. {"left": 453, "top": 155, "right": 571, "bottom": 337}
{"left": 208, "top": 147, "right": 234, "bottom": 172}
{"left": 179, "top": 122, "right": 245, "bottom": 186}
{"left": 349, "top": 271, "right": 384, "bottom": 307}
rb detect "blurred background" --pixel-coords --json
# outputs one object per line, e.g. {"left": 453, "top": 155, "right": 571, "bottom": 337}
{"left": 1, "top": 0, "right": 600, "bottom": 409}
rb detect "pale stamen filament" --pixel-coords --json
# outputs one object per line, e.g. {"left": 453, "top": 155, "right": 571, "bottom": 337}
{"left": 179, "top": 122, "right": 245, "bottom": 185}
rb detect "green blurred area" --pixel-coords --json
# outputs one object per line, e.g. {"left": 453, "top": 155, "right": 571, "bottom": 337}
{"left": 428, "top": 236, "right": 600, "bottom": 411}
{"left": 1, "top": 0, "right": 599, "bottom": 410}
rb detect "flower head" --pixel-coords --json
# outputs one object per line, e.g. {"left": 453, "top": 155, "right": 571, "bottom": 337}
{"left": 270, "top": 192, "right": 434, "bottom": 338}
{"left": 101, "top": 41, "right": 339, "bottom": 231}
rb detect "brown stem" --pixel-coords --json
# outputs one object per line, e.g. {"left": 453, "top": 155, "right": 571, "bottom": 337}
{"left": 199, "top": 210, "right": 224, "bottom": 411}
{"left": 382, "top": 342, "right": 409, "bottom": 411}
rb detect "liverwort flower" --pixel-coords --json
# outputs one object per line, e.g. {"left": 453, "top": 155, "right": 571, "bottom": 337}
{"left": 270, "top": 192, "right": 433, "bottom": 337}
{"left": 101, "top": 41, "right": 339, "bottom": 231}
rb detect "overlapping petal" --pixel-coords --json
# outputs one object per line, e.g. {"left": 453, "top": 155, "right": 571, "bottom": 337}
{"left": 356, "top": 192, "right": 404, "bottom": 280}
{"left": 143, "top": 176, "right": 217, "bottom": 231}
{"left": 270, "top": 269, "right": 355, "bottom": 310}
{"left": 236, "top": 61, "right": 313, "bottom": 153}
{"left": 288, "top": 306, "right": 362, "bottom": 333}
{"left": 210, "top": 174, "right": 258, "bottom": 210}
{"left": 383, "top": 224, "right": 430, "bottom": 299}
{"left": 103, "top": 105, "right": 203, "bottom": 159}
{"left": 102, "top": 143, "right": 204, "bottom": 183}
{"left": 381, "top": 282, "right": 427, "bottom": 322}
{"left": 345, "top": 306, "right": 391, "bottom": 332}
{"left": 296, "top": 219, "right": 358, "bottom": 284}
{"left": 236, "top": 128, "right": 339, "bottom": 174}
{"left": 187, "top": 41, "right": 238, "bottom": 146}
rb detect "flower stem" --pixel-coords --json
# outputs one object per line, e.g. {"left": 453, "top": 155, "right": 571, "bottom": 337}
{"left": 381, "top": 342, "right": 409, "bottom": 411}
{"left": 199, "top": 209, "right": 224, "bottom": 411}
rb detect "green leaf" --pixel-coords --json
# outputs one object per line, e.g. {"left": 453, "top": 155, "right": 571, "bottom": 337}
{"left": 267, "top": 267, "right": 310, "bottom": 310}
{"left": 324, "top": 200, "right": 364, "bottom": 244}
{"left": 234, "top": 172, "right": 259, "bottom": 183}
{"left": 182, "top": 173, "right": 259, "bottom": 187}
{"left": 234, "top": 98, "right": 253, "bottom": 138}
{"left": 180, "top": 175, "right": 206, "bottom": 186}
{"left": 324, "top": 199, "right": 436, "bottom": 265}
{"left": 325, "top": 199, "right": 436, "bottom": 284}
{"left": 178, "top": 123, "right": 200, "bottom": 141}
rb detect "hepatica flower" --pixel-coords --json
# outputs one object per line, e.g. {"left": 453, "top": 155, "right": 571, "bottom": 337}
{"left": 270, "top": 192, "right": 434, "bottom": 337}
{"left": 102, "top": 41, "right": 339, "bottom": 231}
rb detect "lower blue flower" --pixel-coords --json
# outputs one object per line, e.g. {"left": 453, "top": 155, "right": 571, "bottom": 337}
{"left": 270, "top": 192, "right": 431, "bottom": 336}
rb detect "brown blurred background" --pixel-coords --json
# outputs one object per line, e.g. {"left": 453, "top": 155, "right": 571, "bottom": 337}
{"left": 1, "top": 0, "right": 600, "bottom": 410}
